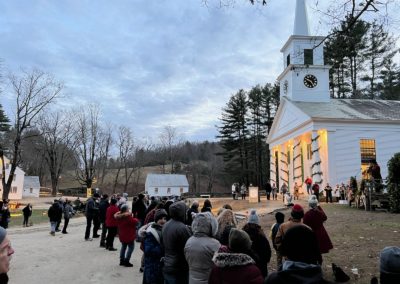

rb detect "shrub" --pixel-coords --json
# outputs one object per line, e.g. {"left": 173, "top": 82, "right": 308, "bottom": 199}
{"left": 387, "top": 153, "right": 400, "bottom": 213}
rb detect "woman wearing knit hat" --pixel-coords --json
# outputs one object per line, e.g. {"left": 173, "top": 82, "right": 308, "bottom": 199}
{"left": 243, "top": 209, "right": 272, "bottom": 278}
{"left": 274, "top": 204, "right": 311, "bottom": 262}
{"left": 141, "top": 209, "right": 168, "bottom": 284}
{"left": 209, "top": 228, "right": 264, "bottom": 284}
{"left": 0, "top": 226, "right": 14, "bottom": 283}
{"left": 303, "top": 195, "right": 333, "bottom": 256}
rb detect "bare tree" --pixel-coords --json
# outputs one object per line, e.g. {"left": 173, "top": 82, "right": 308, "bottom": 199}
{"left": 37, "top": 110, "right": 77, "bottom": 196}
{"left": 96, "top": 124, "right": 113, "bottom": 185}
{"left": 159, "top": 125, "right": 182, "bottom": 174}
{"left": 74, "top": 104, "right": 102, "bottom": 192}
{"left": 1, "top": 69, "right": 63, "bottom": 200}
{"left": 112, "top": 126, "right": 134, "bottom": 193}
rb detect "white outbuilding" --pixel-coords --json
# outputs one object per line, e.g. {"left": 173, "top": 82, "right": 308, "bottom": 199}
{"left": 267, "top": 0, "right": 400, "bottom": 192}
{"left": 22, "top": 176, "right": 41, "bottom": 198}
{"left": 145, "top": 174, "right": 189, "bottom": 197}
{"left": 0, "top": 156, "right": 25, "bottom": 200}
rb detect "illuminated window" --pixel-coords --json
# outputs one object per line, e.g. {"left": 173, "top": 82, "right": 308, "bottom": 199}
{"left": 360, "top": 139, "right": 376, "bottom": 179}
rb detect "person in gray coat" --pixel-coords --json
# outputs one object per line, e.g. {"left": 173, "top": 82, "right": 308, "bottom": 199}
{"left": 184, "top": 212, "right": 221, "bottom": 284}
{"left": 162, "top": 201, "right": 192, "bottom": 284}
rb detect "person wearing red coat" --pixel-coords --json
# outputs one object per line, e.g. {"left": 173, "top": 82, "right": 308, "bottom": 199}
{"left": 303, "top": 195, "right": 333, "bottom": 255}
{"left": 209, "top": 228, "right": 264, "bottom": 284}
{"left": 114, "top": 204, "right": 139, "bottom": 267}
{"left": 105, "top": 198, "right": 119, "bottom": 251}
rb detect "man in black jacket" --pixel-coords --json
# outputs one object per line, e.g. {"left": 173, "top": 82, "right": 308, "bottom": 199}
{"left": 84, "top": 193, "right": 100, "bottom": 241}
{"left": 98, "top": 194, "right": 109, "bottom": 247}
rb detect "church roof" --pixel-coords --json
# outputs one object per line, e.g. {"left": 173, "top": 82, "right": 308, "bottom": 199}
{"left": 290, "top": 98, "right": 400, "bottom": 121}
{"left": 145, "top": 174, "right": 189, "bottom": 187}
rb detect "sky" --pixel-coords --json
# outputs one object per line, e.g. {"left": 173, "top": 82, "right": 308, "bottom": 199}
{"left": 0, "top": 0, "right": 399, "bottom": 143}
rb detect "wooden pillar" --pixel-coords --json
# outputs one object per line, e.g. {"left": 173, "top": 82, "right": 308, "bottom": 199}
{"left": 311, "top": 131, "right": 323, "bottom": 184}
{"left": 293, "top": 137, "right": 302, "bottom": 187}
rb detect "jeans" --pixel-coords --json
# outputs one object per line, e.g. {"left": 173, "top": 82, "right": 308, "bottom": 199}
{"left": 120, "top": 241, "right": 134, "bottom": 262}
{"left": 100, "top": 222, "right": 107, "bottom": 245}
{"left": 307, "top": 185, "right": 312, "bottom": 195}
{"left": 50, "top": 221, "right": 57, "bottom": 233}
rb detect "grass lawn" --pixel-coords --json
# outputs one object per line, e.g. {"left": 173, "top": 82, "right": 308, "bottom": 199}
{"left": 9, "top": 209, "right": 51, "bottom": 228}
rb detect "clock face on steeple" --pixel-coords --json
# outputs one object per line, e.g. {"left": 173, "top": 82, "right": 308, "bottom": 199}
{"left": 303, "top": 74, "right": 318, "bottom": 88}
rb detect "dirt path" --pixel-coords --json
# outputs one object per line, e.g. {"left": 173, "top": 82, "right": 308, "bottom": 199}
{"left": 7, "top": 197, "right": 285, "bottom": 284}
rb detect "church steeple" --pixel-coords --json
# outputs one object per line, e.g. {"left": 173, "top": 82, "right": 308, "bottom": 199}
{"left": 294, "top": 0, "right": 310, "bottom": 36}
{"left": 276, "top": 0, "right": 331, "bottom": 103}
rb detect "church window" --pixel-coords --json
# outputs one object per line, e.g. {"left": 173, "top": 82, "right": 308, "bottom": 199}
{"left": 304, "top": 49, "right": 313, "bottom": 65}
{"left": 30, "top": 188, "right": 33, "bottom": 193}
{"left": 360, "top": 139, "right": 376, "bottom": 179}
{"left": 11, "top": 186, "right": 17, "bottom": 193}
{"left": 180, "top": 187, "right": 183, "bottom": 193}
{"left": 286, "top": 54, "right": 290, "bottom": 66}
{"left": 167, "top": 188, "right": 171, "bottom": 194}
{"left": 154, "top": 188, "right": 158, "bottom": 194}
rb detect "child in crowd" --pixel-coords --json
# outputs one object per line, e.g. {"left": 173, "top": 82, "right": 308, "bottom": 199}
{"left": 270, "top": 212, "right": 285, "bottom": 267}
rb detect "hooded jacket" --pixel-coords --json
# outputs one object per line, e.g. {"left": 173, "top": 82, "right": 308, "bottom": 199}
{"left": 208, "top": 253, "right": 264, "bottom": 284}
{"left": 162, "top": 201, "right": 192, "bottom": 275}
{"left": 265, "top": 261, "right": 330, "bottom": 284}
{"left": 185, "top": 212, "right": 221, "bottom": 284}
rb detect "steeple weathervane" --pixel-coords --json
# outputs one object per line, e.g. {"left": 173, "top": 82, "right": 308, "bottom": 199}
{"left": 294, "top": 0, "right": 310, "bottom": 36}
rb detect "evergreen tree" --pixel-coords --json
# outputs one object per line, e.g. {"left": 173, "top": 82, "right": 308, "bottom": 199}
{"left": 378, "top": 58, "right": 400, "bottom": 100}
{"left": 361, "top": 21, "right": 398, "bottom": 99}
{"left": 217, "top": 90, "right": 250, "bottom": 185}
{"left": 0, "top": 104, "right": 11, "bottom": 132}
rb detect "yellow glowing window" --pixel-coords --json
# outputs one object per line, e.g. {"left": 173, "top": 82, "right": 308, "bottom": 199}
{"left": 360, "top": 139, "right": 376, "bottom": 164}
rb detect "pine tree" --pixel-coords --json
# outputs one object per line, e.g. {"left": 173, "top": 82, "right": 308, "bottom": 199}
{"left": 361, "top": 21, "right": 398, "bottom": 99}
{"left": 217, "top": 90, "right": 250, "bottom": 185}
{"left": 379, "top": 58, "right": 400, "bottom": 100}
{"left": 0, "top": 104, "right": 10, "bottom": 133}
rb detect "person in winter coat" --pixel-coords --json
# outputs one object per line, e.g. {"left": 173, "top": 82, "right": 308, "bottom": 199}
{"left": 48, "top": 201, "right": 60, "bottom": 236}
{"left": 141, "top": 209, "right": 168, "bottom": 284}
{"left": 184, "top": 212, "right": 221, "bottom": 284}
{"left": 55, "top": 199, "right": 64, "bottom": 232}
{"left": 62, "top": 200, "right": 75, "bottom": 234}
{"left": 105, "top": 198, "right": 119, "bottom": 251}
{"left": 312, "top": 183, "right": 320, "bottom": 201}
{"left": 84, "top": 193, "right": 100, "bottom": 241}
{"left": 216, "top": 208, "right": 237, "bottom": 243}
{"left": 242, "top": 209, "right": 271, "bottom": 278}
{"left": 305, "top": 177, "right": 313, "bottom": 195}
{"left": 132, "top": 193, "right": 147, "bottom": 226}
{"left": 303, "top": 195, "right": 333, "bottom": 257}
{"left": 209, "top": 228, "right": 264, "bottom": 284}
{"left": 0, "top": 227, "right": 15, "bottom": 284}
{"left": 265, "top": 225, "right": 328, "bottom": 284}
{"left": 114, "top": 204, "right": 139, "bottom": 267}
{"left": 22, "top": 203, "right": 32, "bottom": 227}
{"left": 186, "top": 200, "right": 199, "bottom": 226}
{"left": 270, "top": 212, "right": 285, "bottom": 268}
{"left": 0, "top": 201, "right": 11, "bottom": 229}
{"left": 280, "top": 183, "right": 288, "bottom": 203}
{"left": 144, "top": 202, "right": 164, "bottom": 225}
{"left": 98, "top": 194, "right": 110, "bottom": 247}
{"left": 162, "top": 201, "right": 192, "bottom": 284}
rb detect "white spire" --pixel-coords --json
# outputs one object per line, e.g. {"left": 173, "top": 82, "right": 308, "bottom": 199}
{"left": 293, "top": 0, "right": 310, "bottom": 36}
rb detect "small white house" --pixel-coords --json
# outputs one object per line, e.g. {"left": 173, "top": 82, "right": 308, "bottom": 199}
{"left": 145, "top": 174, "right": 189, "bottom": 197}
{"left": 0, "top": 156, "right": 25, "bottom": 200}
{"left": 267, "top": 0, "right": 400, "bottom": 192}
{"left": 23, "top": 176, "right": 41, "bottom": 198}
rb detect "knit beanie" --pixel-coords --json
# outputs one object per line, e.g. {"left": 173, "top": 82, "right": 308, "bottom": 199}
{"left": 229, "top": 228, "right": 252, "bottom": 253}
{"left": 248, "top": 209, "right": 259, "bottom": 225}
{"left": 0, "top": 227, "right": 6, "bottom": 244}
{"left": 291, "top": 204, "right": 304, "bottom": 220}
{"left": 308, "top": 195, "right": 318, "bottom": 209}
{"left": 154, "top": 209, "right": 168, "bottom": 222}
{"left": 380, "top": 246, "right": 400, "bottom": 282}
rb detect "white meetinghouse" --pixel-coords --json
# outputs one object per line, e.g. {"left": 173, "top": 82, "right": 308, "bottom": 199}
{"left": 267, "top": 0, "right": 400, "bottom": 192}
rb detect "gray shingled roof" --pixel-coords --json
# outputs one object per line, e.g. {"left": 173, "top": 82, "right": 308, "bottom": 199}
{"left": 145, "top": 174, "right": 189, "bottom": 187}
{"left": 290, "top": 99, "right": 400, "bottom": 121}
